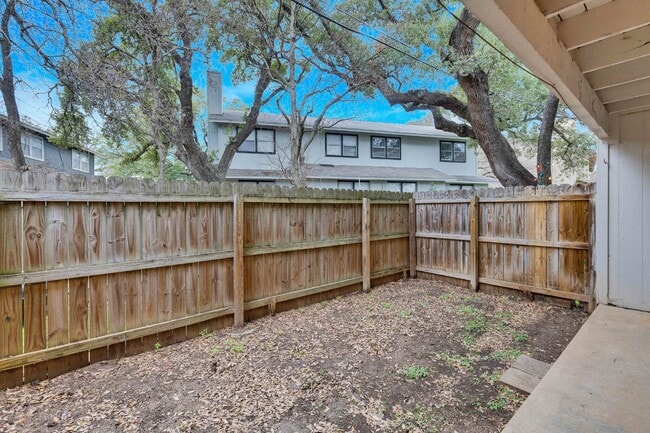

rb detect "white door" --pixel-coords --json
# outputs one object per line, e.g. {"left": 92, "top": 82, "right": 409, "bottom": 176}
{"left": 608, "top": 110, "right": 650, "bottom": 311}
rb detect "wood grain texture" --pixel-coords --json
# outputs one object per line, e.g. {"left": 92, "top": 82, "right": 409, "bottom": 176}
{"left": 0, "top": 203, "right": 21, "bottom": 275}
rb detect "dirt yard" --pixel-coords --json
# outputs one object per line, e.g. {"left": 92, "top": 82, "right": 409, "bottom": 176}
{"left": 0, "top": 279, "right": 586, "bottom": 433}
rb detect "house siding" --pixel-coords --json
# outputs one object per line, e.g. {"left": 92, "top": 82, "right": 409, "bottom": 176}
{"left": 0, "top": 124, "right": 95, "bottom": 175}
{"left": 214, "top": 126, "right": 478, "bottom": 177}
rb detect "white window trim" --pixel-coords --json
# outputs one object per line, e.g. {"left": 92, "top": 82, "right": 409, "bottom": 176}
{"left": 72, "top": 149, "right": 90, "bottom": 173}
{"left": 22, "top": 133, "right": 44, "bottom": 161}
{"left": 0, "top": 126, "right": 3, "bottom": 151}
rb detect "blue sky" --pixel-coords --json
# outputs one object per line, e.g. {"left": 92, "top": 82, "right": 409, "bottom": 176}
{"left": 1, "top": 1, "right": 453, "bottom": 135}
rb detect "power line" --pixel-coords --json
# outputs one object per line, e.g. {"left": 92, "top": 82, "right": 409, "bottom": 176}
{"left": 290, "top": 0, "right": 450, "bottom": 77}
{"left": 294, "top": 0, "right": 552, "bottom": 110}
{"left": 434, "top": 0, "right": 570, "bottom": 107}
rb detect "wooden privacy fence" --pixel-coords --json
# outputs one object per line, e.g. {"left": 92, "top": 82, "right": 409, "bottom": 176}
{"left": 0, "top": 171, "right": 410, "bottom": 389}
{"left": 414, "top": 184, "right": 594, "bottom": 308}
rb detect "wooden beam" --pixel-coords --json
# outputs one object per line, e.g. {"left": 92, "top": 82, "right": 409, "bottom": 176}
{"left": 233, "top": 195, "right": 245, "bottom": 328}
{"left": 0, "top": 306, "right": 234, "bottom": 371}
{"left": 0, "top": 251, "right": 234, "bottom": 288}
{"left": 598, "top": 76, "right": 650, "bottom": 103}
{"left": 537, "top": 0, "right": 587, "bottom": 18}
{"left": 587, "top": 55, "right": 650, "bottom": 90}
{"left": 469, "top": 196, "right": 480, "bottom": 291}
{"left": 409, "top": 198, "right": 417, "bottom": 278}
{"left": 573, "top": 27, "right": 650, "bottom": 73}
{"left": 461, "top": 0, "right": 609, "bottom": 138}
{"left": 362, "top": 198, "right": 370, "bottom": 291}
{"left": 557, "top": 0, "right": 650, "bottom": 50}
{"left": 606, "top": 94, "right": 650, "bottom": 113}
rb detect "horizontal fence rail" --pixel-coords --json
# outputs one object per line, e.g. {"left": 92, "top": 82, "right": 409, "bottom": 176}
{"left": 0, "top": 171, "right": 411, "bottom": 390}
{"left": 414, "top": 184, "right": 594, "bottom": 305}
{"left": 0, "top": 170, "right": 595, "bottom": 391}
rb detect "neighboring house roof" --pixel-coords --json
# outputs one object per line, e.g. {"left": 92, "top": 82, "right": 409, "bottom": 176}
{"left": 209, "top": 110, "right": 462, "bottom": 140}
{"left": 0, "top": 114, "right": 95, "bottom": 155}
{"left": 228, "top": 164, "right": 493, "bottom": 184}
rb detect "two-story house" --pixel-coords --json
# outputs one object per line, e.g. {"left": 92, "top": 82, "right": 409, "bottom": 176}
{"left": 0, "top": 115, "right": 95, "bottom": 175}
{"left": 206, "top": 72, "right": 493, "bottom": 192}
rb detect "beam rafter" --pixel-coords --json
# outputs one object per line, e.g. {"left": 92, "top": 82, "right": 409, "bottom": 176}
{"left": 461, "top": 0, "right": 609, "bottom": 138}
{"left": 557, "top": 0, "right": 650, "bottom": 50}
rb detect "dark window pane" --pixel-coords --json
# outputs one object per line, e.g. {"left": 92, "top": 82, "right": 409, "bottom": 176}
{"left": 440, "top": 141, "right": 453, "bottom": 161}
{"left": 386, "top": 138, "right": 401, "bottom": 159}
{"left": 371, "top": 137, "right": 386, "bottom": 158}
{"left": 453, "top": 142, "right": 466, "bottom": 162}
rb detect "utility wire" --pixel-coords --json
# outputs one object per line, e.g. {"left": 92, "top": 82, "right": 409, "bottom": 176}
{"left": 290, "top": 0, "right": 450, "bottom": 77}
{"left": 294, "top": 0, "right": 556, "bottom": 110}
{"left": 434, "top": 0, "right": 570, "bottom": 107}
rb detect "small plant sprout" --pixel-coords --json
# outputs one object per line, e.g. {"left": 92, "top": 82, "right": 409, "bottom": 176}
{"left": 513, "top": 332, "right": 529, "bottom": 343}
{"left": 381, "top": 301, "right": 395, "bottom": 310}
{"left": 489, "top": 348, "right": 522, "bottom": 362}
{"left": 225, "top": 337, "right": 245, "bottom": 353}
{"left": 403, "top": 364, "right": 430, "bottom": 380}
{"left": 199, "top": 328, "right": 212, "bottom": 338}
{"left": 400, "top": 309, "right": 411, "bottom": 318}
{"left": 153, "top": 341, "right": 162, "bottom": 351}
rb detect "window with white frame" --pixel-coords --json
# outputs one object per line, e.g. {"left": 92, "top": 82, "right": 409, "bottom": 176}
{"left": 440, "top": 141, "right": 466, "bottom": 162}
{"left": 0, "top": 126, "right": 3, "bottom": 151}
{"left": 326, "top": 133, "right": 358, "bottom": 157}
{"left": 72, "top": 150, "right": 90, "bottom": 172}
{"left": 237, "top": 128, "right": 275, "bottom": 154}
{"left": 22, "top": 133, "right": 44, "bottom": 161}
{"left": 371, "top": 136, "right": 401, "bottom": 159}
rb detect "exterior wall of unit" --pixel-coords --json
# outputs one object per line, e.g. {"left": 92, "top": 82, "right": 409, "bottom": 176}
{"left": 600, "top": 109, "right": 650, "bottom": 312}
{"left": 213, "top": 125, "right": 478, "bottom": 176}
{"left": 0, "top": 125, "right": 94, "bottom": 175}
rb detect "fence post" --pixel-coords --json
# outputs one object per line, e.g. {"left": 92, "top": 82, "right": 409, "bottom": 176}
{"left": 469, "top": 195, "right": 480, "bottom": 291}
{"left": 233, "top": 194, "right": 245, "bottom": 327}
{"left": 409, "top": 198, "right": 417, "bottom": 278}
{"left": 362, "top": 197, "right": 370, "bottom": 291}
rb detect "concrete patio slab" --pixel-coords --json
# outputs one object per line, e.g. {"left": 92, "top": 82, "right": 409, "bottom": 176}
{"left": 502, "top": 304, "right": 650, "bottom": 433}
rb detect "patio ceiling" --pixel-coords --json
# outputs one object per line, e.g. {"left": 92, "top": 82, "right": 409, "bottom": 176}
{"left": 461, "top": 0, "right": 650, "bottom": 140}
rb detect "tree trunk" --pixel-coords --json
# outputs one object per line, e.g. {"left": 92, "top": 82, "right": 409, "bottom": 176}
{"left": 173, "top": 23, "right": 220, "bottom": 182}
{"left": 536, "top": 91, "right": 559, "bottom": 185}
{"left": 287, "top": 2, "right": 307, "bottom": 188}
{"left": 450, "top": 9, "right": 536, "bottom": 187}
{"left": 0, "top": 0, "right": 26, "bottom": 170}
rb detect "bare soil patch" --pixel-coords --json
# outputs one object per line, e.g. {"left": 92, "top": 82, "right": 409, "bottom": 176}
{"left": 0, "top": 279, "right": 586, "bottom": 432}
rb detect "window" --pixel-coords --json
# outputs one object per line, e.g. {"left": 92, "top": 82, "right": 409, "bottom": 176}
{"left": 386, "top": 181, "right": 417, "bottom": 193}
{"left": 22, "top": 133, "right": 44, "bottom": 161}
{"left": 326, "top": 133, "right": 358, "bottom": 157}
{"left": 371, "top": 136, "right": 401, "bottom": 159}
{"left": 440, "top": 141, "right": 466, "bottom": 162}
{"left": 237, "top": 128, "right": 275, "bottom": 154}
{"left": 338, "top": 180, "right": 370, "bottom": 190}
{"left": 0, "top": 126, "right": 3, "bottom": 151}
{"left": 72, "top": 150, "right": 90, "bottom": 173}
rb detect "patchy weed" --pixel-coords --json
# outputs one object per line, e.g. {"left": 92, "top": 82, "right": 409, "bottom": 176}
{"left": 403, "top": 364, "right": 430, "bottom": 380}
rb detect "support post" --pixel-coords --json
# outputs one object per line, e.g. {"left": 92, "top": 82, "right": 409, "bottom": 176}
{"left": 362, "top": 197, "right": 370, "bottom": 291}
{"left": 469, "top": 195, "right": 480, "bottom": 291}
{"left": 409, "top": 198, "right": 417, "bottom": 278}
{"left": 233, "top": 194, "right": 245, "bottom": 327}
